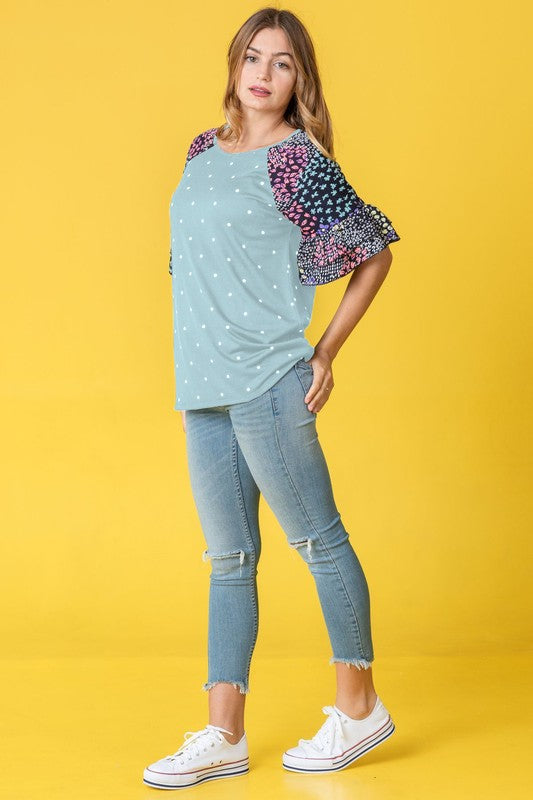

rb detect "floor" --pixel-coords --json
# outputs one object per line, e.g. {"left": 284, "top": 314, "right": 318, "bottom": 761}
{"left": 2, "top": 653, "right": 531, "bottom": 798}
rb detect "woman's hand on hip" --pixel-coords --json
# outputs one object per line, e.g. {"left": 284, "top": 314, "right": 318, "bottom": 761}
{"left": 305, "top": 350, "right": 334, "bottom": 413}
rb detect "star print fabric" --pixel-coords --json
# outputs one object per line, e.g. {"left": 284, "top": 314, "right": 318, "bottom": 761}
{"left": 168, "top": 126, "right": 400, "bottom": 410}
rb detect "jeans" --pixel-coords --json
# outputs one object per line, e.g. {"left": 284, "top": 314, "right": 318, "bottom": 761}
{"left": 184, "top": 357, "right": 374, "bottom": 694}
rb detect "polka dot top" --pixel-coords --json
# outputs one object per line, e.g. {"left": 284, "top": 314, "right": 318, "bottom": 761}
{"left": 169, "top": 125, "right": 400, "bottom": 411}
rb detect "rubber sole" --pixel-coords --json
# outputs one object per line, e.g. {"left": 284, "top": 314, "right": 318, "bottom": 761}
{"left": 282, "top": 717, "right": 395, "bottom": 774}
{"left": 143, "top": 758, "right": 249, "bottom": 789}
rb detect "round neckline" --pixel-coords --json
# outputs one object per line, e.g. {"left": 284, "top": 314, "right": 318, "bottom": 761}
{"left": 213, "top": 127, "right": 301, "bottom": 155}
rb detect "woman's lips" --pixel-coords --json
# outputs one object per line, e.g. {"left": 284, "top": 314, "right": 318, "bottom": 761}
{"left": 250, "top": 87, "right": 271, "bottom": 97}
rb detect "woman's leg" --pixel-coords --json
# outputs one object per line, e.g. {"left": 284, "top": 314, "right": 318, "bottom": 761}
{"left": 228, "top": 360, "right": 375, "bottom": 709}
{"left": 184, "top": 406, "right": 261, "bottom": 741}
{"left": 335, "top": 662, "right": 378, "bottom": 718}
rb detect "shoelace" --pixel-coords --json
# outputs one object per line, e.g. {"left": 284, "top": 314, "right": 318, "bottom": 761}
{"left": 301, "top": 705, "right": 344, "bottom": 754}
{"left": 165, "top": 724, "right": 234, "bottom": 764}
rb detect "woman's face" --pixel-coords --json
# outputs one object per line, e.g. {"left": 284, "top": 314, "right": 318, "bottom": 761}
{"left": 236, "top": 27, "right": 297, "bottom": 119}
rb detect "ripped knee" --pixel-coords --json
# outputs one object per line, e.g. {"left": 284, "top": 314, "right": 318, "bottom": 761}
{"left": 288, "top": 536, "right": 313, "bottom": 561}
{"left": 202, "top": 548, "right": 246, "bottom": 577}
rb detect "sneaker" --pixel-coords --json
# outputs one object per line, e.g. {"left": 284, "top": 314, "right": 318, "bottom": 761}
{"left": 282, "top": 696, "right": 395, "bottom": 774}
{"left": 143, "top": 723, "right": 249, "bottom": 789}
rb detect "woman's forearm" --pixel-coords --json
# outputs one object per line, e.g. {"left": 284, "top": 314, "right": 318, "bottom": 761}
{"left": 314, "top": 248, "right": 393, "bottom": 362}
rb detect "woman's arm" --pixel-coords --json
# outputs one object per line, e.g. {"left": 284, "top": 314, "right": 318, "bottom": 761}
{"left": 305, "top": 247, "right": 393, "bottom": 413}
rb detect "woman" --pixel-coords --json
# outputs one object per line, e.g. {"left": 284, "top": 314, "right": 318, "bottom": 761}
{"left": 144, "top": 6, "right": 400, "bottom": 790}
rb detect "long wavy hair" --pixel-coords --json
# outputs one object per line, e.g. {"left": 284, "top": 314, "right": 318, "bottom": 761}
{"left": 216, "top": 7, "right": 335, "bottom": 160}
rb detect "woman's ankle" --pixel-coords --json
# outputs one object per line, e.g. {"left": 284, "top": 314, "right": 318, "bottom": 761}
{"left": 217, "top": 728, "right": 245, "bottom": 744}
{"left": 335, "top": 691, "right": 378, "bottom": 719}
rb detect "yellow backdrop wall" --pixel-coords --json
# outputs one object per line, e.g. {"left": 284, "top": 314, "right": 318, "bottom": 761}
{"left": 2, "top": 0, "right": 531, "bottom": 667}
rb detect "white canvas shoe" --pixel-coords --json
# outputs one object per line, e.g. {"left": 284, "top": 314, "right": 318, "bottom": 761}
{"left": 143, "top": 723, "right": 249, "bottom": 789}
{"left": 282, "top": 696, "right": 395, "bottom": 773}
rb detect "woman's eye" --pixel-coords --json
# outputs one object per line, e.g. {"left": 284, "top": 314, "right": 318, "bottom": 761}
{"left": 245, "top": 55, "right": 289, "bottom": 69}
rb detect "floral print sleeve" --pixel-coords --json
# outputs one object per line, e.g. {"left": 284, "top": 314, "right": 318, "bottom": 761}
{"left": 267, "top": 130, "right": 401, "bottom": 285}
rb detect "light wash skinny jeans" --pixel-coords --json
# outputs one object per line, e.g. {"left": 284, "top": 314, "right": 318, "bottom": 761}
{"left": 184, "top": 357, "right": 374, "bottom": 694}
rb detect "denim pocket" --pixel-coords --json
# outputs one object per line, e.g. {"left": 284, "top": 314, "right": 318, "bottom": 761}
{"left": 294, "top": 357, "right": 314, "bottom": 394}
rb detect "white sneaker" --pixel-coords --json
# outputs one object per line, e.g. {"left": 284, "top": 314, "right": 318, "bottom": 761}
{"left": 282, "top": 696, "right": 395, "bottom": 773}
{"left": 143, "top": 724, "right": 249, "bottom": 789}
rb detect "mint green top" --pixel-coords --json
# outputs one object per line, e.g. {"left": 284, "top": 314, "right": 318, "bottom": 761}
{"left": 169, "top": 129, "right": 315, "bottom": 410}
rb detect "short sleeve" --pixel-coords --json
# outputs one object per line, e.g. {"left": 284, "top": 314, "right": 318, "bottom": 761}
{"left": 168, "top": 129, "right": 217, "bottom": 277}
{"left": 168, "top": 136, "right": 198, "bottom": 276}
{"left": 294, "top": 148, "right": 401, "bottom": 285}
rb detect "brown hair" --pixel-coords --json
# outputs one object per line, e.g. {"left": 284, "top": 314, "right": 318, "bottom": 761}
{"left": 216, "top": 7, "right": 335, "bottom": 160}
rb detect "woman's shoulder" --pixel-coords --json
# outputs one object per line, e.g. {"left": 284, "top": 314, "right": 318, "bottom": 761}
{"left": 266, "top": 128, "right": 332, "bottom": 199}
{"left": 184, "top": 126, "right": 218, "bottom": 162}
{"left": 267, "top": 128, "right": 330, "bottom": 177}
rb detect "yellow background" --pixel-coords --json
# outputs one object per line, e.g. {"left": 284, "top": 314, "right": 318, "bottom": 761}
{"left": 2, "top": 1, "right": 532, "bottom": 797}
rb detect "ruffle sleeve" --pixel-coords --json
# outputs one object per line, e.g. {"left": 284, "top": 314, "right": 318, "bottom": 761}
{"left": 289, "top": 147, "right": 401, "bottom": 285}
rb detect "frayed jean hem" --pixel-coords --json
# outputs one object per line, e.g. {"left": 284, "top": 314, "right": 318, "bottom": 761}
{"left": 329, "top": 656, "right": 373, "bottom": 670}
{"left": 202, "top": 680, "right": 250, "bottom": 695}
